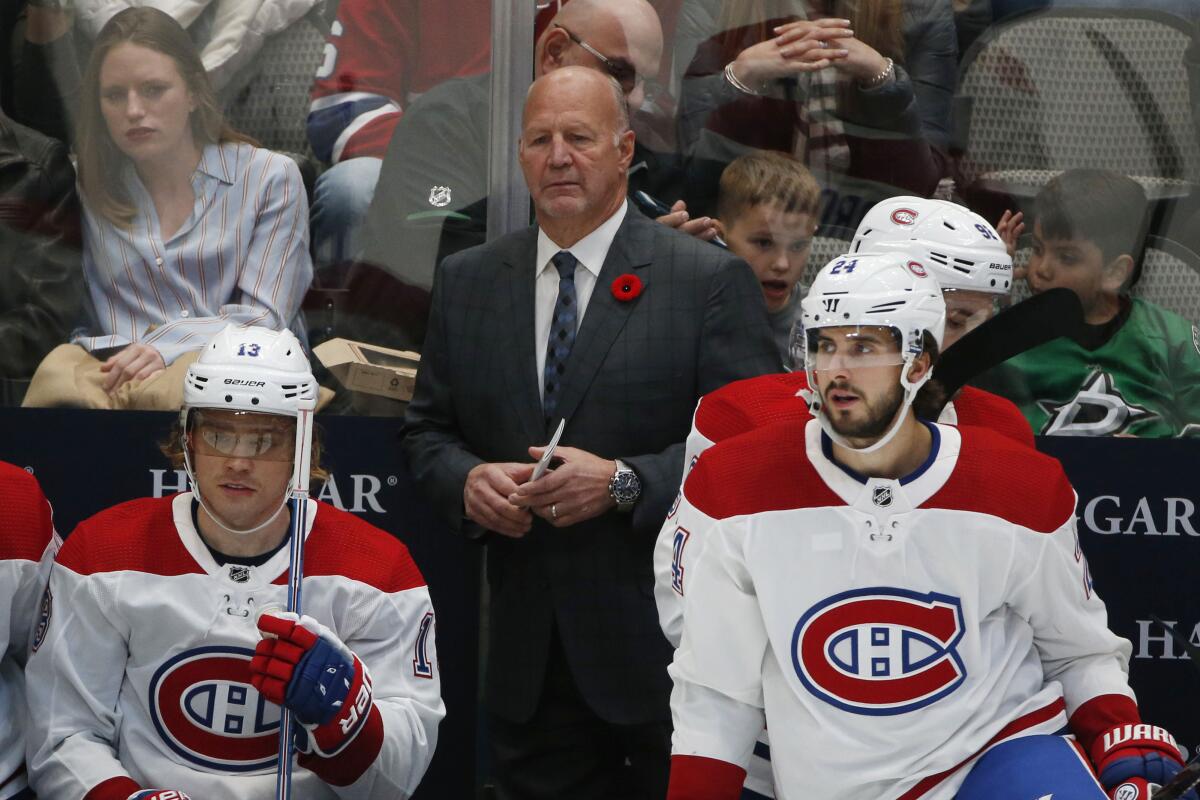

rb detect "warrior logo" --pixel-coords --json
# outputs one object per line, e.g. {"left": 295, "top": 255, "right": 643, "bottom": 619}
{"left": 792, "top": 588, "right": 966, "bottom": 715}
{"left": 1114, "top": 782, "right": 1141, "bottom": 800}
{"left": 428, "top": 185, "right": 452, "bottom": 208}
{"left": 149, "top": 646, "right": 280, "bottom": 772}
{"left": 1038, "top": 369, "right": 1154, "bottom": 436}
{"left": 891, "top": 208, "right": 918, "bottom": 226}
{"left": 822, "top": 298, "right": 841, "bottom": 313}
{"left": 872, "top": 485, "right": 893, "bottom": 507}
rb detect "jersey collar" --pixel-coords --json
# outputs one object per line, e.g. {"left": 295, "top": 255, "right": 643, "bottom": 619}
{"left": 806, "top": 418, "right": 961, "bottom": 509}
{"left": 172, "top": 492, "right": 318, "bottom": 586}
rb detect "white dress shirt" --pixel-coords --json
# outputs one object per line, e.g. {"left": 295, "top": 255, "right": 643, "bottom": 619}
{"left": 534, "top": 201, "right": 628, "bottom": 399}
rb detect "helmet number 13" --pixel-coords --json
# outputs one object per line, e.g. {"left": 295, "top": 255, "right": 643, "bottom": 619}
{"left": 237, "top": 343, "right": 261, "bottom": 357}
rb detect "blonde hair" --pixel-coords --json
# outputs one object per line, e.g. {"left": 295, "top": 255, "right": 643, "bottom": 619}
{"left": 77, "top": 7, "right": 255, "bottom": 227}
{"left": 717, "top": 150, "right": 821, "bottom": 225}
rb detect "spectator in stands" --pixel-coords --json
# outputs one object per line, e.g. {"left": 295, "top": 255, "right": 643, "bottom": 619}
{"left": 305, "top": 0, "right": 490, "bottom": 270}
{"left": 713, "top": 150, "right": 820, "bottom": 365}
{"left": 22, "top": 7, "right": 313, "bottom": 411}
{"left": 352, "top": 0, "right": 717, "bottom": 351}
{"left": 8, "top": 0, "right": 83, "bottom": 145}
{"left": 673, "top": 0, "right": 957, "bottom": 226}
{"left": 0, "top": 108, "right": 81, "bottom": 407}
{"left": 985, "top": 169, "right": 1200, "bottom": 437}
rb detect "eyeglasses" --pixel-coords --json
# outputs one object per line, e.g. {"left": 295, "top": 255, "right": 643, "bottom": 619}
{"left": 554, "top": 23, "right": 641, "bottom": 96}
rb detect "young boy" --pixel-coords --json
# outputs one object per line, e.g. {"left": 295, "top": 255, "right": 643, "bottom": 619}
{"left": 991, "top": 169, "right": 1200, "bottom": 437}
{"left": 715, "top": 151, "right": 820, "bottom": 365}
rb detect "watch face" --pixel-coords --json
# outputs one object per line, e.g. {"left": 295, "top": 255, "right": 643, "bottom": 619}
{"left": 612, "top": 470, "right": 640, "bottom": 503}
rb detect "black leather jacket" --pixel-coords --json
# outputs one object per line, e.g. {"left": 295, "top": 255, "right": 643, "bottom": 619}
{"left": 0, "top": 111, "right": 81, "bottom": 397}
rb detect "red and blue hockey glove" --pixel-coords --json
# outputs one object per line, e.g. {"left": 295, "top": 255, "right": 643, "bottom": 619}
{"left": 250, "top": 612, "right": 375, "bottom": 757}
{"left": 127, "top": 792, "right": 193, "bottom": 800}
{"left": 1090, "top": 723, "right": 1196, "bottom": 800}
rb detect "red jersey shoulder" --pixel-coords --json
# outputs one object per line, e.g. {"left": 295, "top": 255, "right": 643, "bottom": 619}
{"left": 685, "top": 419, "right": 841, "bottom": 520}
{"left": 694, "top": 372, "right": 809, "bottom": 444}
{"left": 0, "top": 461, "right": 54, "bottom": 561}
{"left": 300, "top": 501, "right": 426, "bottom": 594}
{"left": 58, "top": 495, "right": 201, "bottom": 576}
{"left": 924, "top": 425, "right": 1074, "bottom": 533}
{"left": 954, "top": 385, "right": 1035, "bottom": 448}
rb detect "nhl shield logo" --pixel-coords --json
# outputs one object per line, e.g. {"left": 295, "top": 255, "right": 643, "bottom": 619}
{"left": 872, "top": 485, "right": 893, "bottom": 507}
{"left": 428, "top": 185, "right": 452, "bottom": 208}
{"left": 229, "top": 565, "right": 250, "bottom": 584}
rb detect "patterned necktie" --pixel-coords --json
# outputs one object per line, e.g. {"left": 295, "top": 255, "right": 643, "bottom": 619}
{"left": 543, "top": 251, "right": 578, "bottom": 422}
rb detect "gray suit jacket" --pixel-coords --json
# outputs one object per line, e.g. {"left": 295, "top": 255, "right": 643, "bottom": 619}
{"left": 401, "top": 209, "right": 779, "bottom": 724}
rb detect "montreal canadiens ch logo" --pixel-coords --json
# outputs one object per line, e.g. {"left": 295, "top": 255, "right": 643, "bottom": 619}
{"left": 792, "top": 588, "right": 966, "bottom": 716}
{"left": 149, "top": 646, "right": 280, "bottom": 772}
{"left": 891, "top": 208, "right": 918, "bottom": 226}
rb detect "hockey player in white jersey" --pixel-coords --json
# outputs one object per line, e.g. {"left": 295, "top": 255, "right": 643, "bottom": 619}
{"left": 25, "top": 324, "right": 444, "bottom": 799}
{"left": 0, "top": 462, "right": 58, "bottom": 800}
{"left": 654, "top": 198, "right": 1030, "bottom": 798}
{"left": 665, "top": 253, "right": 1191, "bottom": 800}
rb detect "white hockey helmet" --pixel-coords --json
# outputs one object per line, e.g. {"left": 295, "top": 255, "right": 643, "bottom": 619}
{"left": 183, "top": 324, "right": 318, "bottom": 418}
{"left": 180, "top": 324, "right": 318, "bottom": 536}
{"left": 851, "top": 197, "right": 1013, "bottom": 295}
{"left": 798, "top": 251, "right": 946, "bottom": 453}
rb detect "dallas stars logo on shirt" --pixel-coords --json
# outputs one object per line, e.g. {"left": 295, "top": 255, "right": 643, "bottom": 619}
{"left": 1037, "top": 369, "right": 1155, "bottom": 436}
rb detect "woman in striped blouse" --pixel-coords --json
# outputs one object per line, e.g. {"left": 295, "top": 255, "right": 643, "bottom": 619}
{"left": 24, "top": 7, "right": 313, "bottom": 410}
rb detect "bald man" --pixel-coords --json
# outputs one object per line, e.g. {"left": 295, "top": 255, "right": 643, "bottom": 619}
{"left": 401, "top": 67, "right": 778, "bottom": 799}
{"left": 348, "top": 0, "right": 717, "bottom": 352}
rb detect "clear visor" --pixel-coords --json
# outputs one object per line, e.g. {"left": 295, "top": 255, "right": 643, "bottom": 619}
{"left": 943, "top": 288, "right": 1009, "bottom": 339}
{"left": 805, "top": 326, "right": 907, "bottom": 373}
{"left": 187, "top": 409, "right": 296, "bottom": 462}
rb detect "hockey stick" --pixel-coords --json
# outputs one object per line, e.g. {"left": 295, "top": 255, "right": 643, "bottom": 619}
{"left": 931, "top": 287, "right": 1085, "bottom": 416}
{"left": 275, "top": 407, "right": 314, "bottom": 800}
{"left": 1152, "top": 758, "right": 1200, "bottom": 800}
{"left": 1153, "top": 754, "right": 1200, "bottom": 799}
{"left": 1145, "top": 616, "right": 1200, "bottom": 799}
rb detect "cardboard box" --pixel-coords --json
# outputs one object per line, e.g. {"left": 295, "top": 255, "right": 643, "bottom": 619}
{"left": 314, "top": 338, "right": 420, "bottom": 402}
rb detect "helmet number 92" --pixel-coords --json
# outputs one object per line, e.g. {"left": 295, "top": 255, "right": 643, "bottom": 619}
{"left": 236, "top": 343, "right": 261, "bottom": 357}
{"left": 974, "top": 223, "right": 996, "bottom": 240}
{"left": 830, "top": 259, "right": 858, "bottom": 275}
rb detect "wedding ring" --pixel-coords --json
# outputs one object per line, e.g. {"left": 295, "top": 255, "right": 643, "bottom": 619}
{"left": 820, "top": 40, "right": 829, "bottom": 49}
{"left": 551, "top": 503, "right": 559, "bottom": 520}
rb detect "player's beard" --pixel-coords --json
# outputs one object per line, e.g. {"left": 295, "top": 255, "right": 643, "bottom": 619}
{"left": 822, "top": 379, "right": 906, "bottom": 442}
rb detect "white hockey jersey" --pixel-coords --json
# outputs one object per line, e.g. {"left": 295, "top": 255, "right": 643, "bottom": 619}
{"left": 26, "top": 493, "right": 444, "bottom": 800}
{"left": 0, "top": 462, "right": 57, "bottom": 800}
{"left": 667, "top": 419, "right": 1134, "bottom": 800}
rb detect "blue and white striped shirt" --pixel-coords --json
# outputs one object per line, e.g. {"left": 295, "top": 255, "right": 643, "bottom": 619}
{"left": 72, "top": 141, "right": 312, "bottom": 365}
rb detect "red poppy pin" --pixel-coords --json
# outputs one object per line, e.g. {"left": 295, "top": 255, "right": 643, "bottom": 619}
{"left": 611, "top": 273, "right": 643, "bottom": 301}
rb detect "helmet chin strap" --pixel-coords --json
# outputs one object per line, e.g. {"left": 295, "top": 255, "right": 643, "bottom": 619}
{"left": 803, "top": 354, "right": 931, "bottom": 455}
{"left": 181, "top": 436, "right": 292, "bottom": 537}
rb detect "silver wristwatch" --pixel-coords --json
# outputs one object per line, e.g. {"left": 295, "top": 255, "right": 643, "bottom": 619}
{"left": 608, "top": 459, "right": 641, "bottom": 513}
